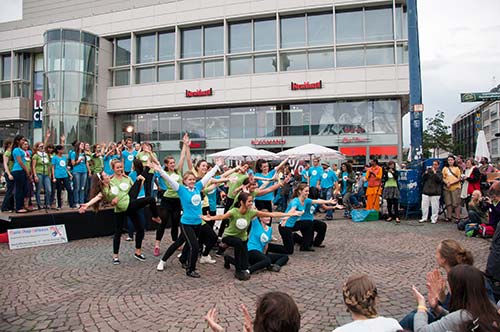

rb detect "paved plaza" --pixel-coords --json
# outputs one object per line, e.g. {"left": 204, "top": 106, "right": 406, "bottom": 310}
{"left": 0, "top": 216, "right": 492, "bottom": 332}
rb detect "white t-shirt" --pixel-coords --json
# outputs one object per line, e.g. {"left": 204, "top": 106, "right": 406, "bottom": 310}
{"left": 333, "top": 316, "right": 402, "bottom": 332}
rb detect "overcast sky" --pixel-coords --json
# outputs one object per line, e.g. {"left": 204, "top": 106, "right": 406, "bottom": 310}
{"left": 2, "top": 0, "right": 500, "bottom": 146}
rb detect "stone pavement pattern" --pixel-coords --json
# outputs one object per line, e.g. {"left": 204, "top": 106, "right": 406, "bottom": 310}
{"left": 0, "top": 217, "right": 491, "bottom": 332}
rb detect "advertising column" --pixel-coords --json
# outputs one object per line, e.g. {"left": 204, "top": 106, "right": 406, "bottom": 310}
{"left": 33, "top": 53, "right": 44, "bottom": 143}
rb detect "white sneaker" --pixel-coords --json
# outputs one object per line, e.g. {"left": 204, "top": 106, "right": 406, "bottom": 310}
{"left": 75, "top": 204, "right": 80, "bottom": 209}
{"left": 418, "top": 219, "right": 426, "bottom": 223}
{"left": 200, "top": 254, "right": 216, "bottom": 264}
{"left": 177, "top": 252, "right": 182, "bottom": 258}
{"left": 431, "top": 220, "right": 437, "bottom": 224}
{"left": 157, "top": 260, "right": 166, "bottom": 271}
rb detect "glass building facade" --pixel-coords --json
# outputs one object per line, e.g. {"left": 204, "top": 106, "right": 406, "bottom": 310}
{"left": 43, "top": 29, "right": 99, "bottom": 145}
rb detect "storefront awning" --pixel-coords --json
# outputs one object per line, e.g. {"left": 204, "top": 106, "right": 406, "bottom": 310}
{"left": 340, "top": 147, "right": 367, "bottom": 156}
{"left": 369, "top": 146, "right": 398, "bottom": 156}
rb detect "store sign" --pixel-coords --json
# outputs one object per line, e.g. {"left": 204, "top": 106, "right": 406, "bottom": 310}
{"left": 338, "top": 136, "right": 370, "bottom": 143}
{"left": 291, "top": 80, "right": 322, "bottom": 91}
{"left": 185, "top": 88, "right": 213, "bottom": 98}
{"left": 33, "top": 90, "right": 43, "bottom": 128}
{"left": 461, "top": 92, "right": 500, "bottom": 102}
{"left": 8, "top": 225, "right": 68, "bottom": 250}
{"left": 251, "top": 138, "right": 286, "bottom": 145}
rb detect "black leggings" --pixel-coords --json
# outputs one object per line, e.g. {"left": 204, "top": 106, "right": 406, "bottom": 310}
{"left": 222, "top": 236, "right": 248, "bottom": 272}
{"left": 386, "top": 198, "right": 399, "bottom": 218}
{"left": 293, "top": 220, "right": 327, "bottom": 247}
{"left": 275, "top": 221, "right": 314, "bottom": 254}
{"left": 248, "top": 250, "right": 288, "bottom": 273}
{"left": 199, "top": 223, "right": 218, "bottom": 256}
{"left": 162, "top": 224, "right": 200, "bottom": 272}
{"left": 157, "top": 197, "right": 182, "bottom": 241}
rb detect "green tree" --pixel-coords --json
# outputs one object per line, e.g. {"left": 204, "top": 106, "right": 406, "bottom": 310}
{"left": 423, "top": 111, "right": 453, "bottom": 158}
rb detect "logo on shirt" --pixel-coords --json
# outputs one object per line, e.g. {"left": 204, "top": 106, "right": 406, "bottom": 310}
{"left": 42, "top": 157, "right": 49, "bottom": 164}
{"left": 322, "top": 173, "right": 328, "bottom": 179}
{"left": 119, "top": 182, "right": 129, "bottom": 191}
{"left": 25, "top": 156, "right": 30, "bottom": 161}
{"left": 191, "top": 194, "right": 201, "bottom": 206}
{"left": 110, "top": 186, "right": 119, "bottom": 195}
{"left": 127, "top": 155, "right": 134, "bottom": 161}
{"left": 229, "top": 175, "right": 238, "bottom": 183}
{"left": 141, "top": 155, "right": 148, "bottom": 161}
{"left": 311, "top": 170, "right": 317, "bottom": 176}
{"left": 310, "top": 206, "right": 315, "bottom": 214}
{"left": 170, "top": 173, "right": 180, "bottom": 182}
{"left": 59, "top": 160, "right": 66, "bottom": 167}
{"left": 236, "top": 218, "right": 248, "bottom": 230}
{"left": 260, "top": 233, "right": 269, "bottom": 244}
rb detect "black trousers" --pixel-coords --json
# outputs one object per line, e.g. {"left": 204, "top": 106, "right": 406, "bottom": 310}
{"left": 254, "top": 200, "right": 273, "bottom": 212}
{"left": 157, "top": 197, "right": 182, "bottom": 241}
{"left": 222, "top": 236, "right": 248, "bottom": 272}
{"left": 218, "top": 197, "right": 234, "bottom": 237}
{"left": 386, "top": 198, "right": 399, "bottom": 218}
{"left": 163, "top": 223, "right": 200, "bottom": 272}
{"left": 276, "top": 221, "right": 314, "bottom": 254}
{"left": 198, "top": 222, "right": 218, "bottom": 256}
{"left": 293, "top": 219, "right": 327, "bottom": 247}
{"left": 248, "top": 250, "right": 288, "bottom": 273}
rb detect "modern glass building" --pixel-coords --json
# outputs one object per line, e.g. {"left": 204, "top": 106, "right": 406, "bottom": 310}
{"left": 0, "top": 0, "right": 415, "bottom": 164}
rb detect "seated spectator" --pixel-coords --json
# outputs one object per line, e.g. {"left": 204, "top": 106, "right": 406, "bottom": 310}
{"left": 333, "top": 275, "right": 402, "bottom": 332}
{"left": 204, "top": 291, "right": 300, "bottom": 332}
{"left": 411, "top": 264, "right": 500, "bottom": 332}
{"left": 486, "top": 223, "right": 500, "bottom": 302}
{"left": 399, "top": 239, "right": 474, "bottom": 330}
{"left": 467, "top": 190, "right": 488, "bottom": 225}
{"left": 487, "top": 182, "right": 500, "bottom": 229}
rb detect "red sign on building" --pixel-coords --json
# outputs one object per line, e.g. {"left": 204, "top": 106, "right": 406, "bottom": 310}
{"left": 185, "top": 88, "right": 213, "bottom": 97}
{"left": 291, "top": 80, "right": 322, "bottom": 91}
{"left": 251, "top": 138, "right": 286, "bottom": 145}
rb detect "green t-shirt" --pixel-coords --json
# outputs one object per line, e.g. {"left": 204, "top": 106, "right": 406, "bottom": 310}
{"left": 33, "top": 152, "right": 51, "bottom": 176}
{"left": 136, "top": 151, "right": 157, "bottom": 174}
{"left": 227, "top": 173, "right": 248, "bottom": 199}
{"left": 90, "top": 154, "right": 104, "bottom": 174}
{"left": 223, "top": 207, "right": 258, "bottom": 241}
{"left": 103, "top": 176, "right": 133, "bottom": 213}
{"left": 4, "top": 150, "right": 13, "bottom": 171}
{"left": 384, "top": 172, "right": 398, "bottom": 188}
{"left": 163, "top": 169, "right": 181, "bottom": 199}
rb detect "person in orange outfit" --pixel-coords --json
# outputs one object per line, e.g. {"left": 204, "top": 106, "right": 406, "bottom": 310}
{"left": 365, "top": 159, "right": 383, "bottom": 211}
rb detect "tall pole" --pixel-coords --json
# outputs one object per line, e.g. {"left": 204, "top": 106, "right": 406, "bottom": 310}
{"left": 408, "top": 0, "right": 423, "bottom": 160}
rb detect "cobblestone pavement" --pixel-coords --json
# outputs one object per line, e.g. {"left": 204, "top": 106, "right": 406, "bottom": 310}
{"left": 0, "top": 216, "right": 492, "bottom": 332}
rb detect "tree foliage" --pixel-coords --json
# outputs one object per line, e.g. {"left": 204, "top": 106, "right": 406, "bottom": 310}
{"left": 422, "top": 111, "right": 453, "bottom": 158}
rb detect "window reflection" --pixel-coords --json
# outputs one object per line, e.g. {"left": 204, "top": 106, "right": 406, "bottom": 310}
{"left": 230, "top": 107, "right": 256, "bottom": 138}
{"left": 206, "top": 109, "right": 229, "bottom": 139}
{"left": 336, "top": 9, "right": 363, "bottom": 44}
{"left": 307, "top": 13, "right": 333, "bottom": 46}
{"left": 365, "top": 7, "right": 393, "bottom": 41}
{"left": 182, "top": 110, "right": 206, "bottom": 138}
{"left": 280, "top": 15, "right": 306, "bottom": 48}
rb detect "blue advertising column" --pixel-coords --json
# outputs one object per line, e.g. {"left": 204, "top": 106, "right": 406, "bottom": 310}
{"left": 408, "top": 0, "right": 423, "bottom": 160}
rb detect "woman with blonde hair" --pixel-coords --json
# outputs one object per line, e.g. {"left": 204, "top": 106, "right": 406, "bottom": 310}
{"left": 333, "top": 275, "right": 402, "bottom": 331}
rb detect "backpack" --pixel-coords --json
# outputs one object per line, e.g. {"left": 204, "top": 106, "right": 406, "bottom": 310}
{"left": 464, "top": 223, "right": 479, "bottom": 237}
{"left": 478, "top": 223, "right": 495, "bottom": 238}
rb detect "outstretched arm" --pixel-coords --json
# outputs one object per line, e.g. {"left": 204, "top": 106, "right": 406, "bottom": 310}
{"left": 200, "top": 158, "right": 224, "bottom": 187}
{"left": 202, "top": 210, "right": 232, "bottom": 222}
{"left": 79, "top": 193, "right": 104, "bottom": 213}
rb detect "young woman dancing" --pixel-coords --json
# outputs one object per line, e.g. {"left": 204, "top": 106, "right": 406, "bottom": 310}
{"left": 202, "top": 192, "right": 301, "bottom": 281}
{"left": 153, "top": 158, "right": 224, "bottom": 278}
{"left": 79, "top": 160, "right": 160, "bottom": 265}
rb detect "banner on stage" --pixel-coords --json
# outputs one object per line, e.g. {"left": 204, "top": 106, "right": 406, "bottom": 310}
{"left": 8, "top": 225, "right": 68, "bottom": 250}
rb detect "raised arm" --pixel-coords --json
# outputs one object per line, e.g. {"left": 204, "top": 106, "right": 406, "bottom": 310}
{"left": 274, "top": 157, "right": 290, "bottom": 173}
{"left": 185, "top": 134, "right": 194, "bottom": 171}
{"left": 200, "top": 159, "right": 223, "bottom": 187}
{"left": 256, "top": 209, "right": 302, "bottom": 219}
{"left": 155, "top": 167, "right": 180, "bottom": 191}
{"left": 176, "top": 133, "right": 189, "bottom": 171}
{"left": 255, "top": 182, "right": 282, "bottom": 197}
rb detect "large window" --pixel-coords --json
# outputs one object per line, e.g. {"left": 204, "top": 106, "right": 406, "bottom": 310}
{"left": 206, "top": 108, "right": 229, "bottom": 139}
{"left": 365, "top": 7, "right": 393, "bottom": 41}
{"left": 230, "top": 107, "right": 257, "bottom": 138}
{"left": 283, "top": 104, "right": 310, "bottom": 136}
{"left": 180, "top": 24, "right": 224, "bottom": 79}
{"left": 280, "top": 15, "right": 306, "bottom": 48}
{"left": 254, "top": 19, "right": 276, "bottom": 51}
{"left": 229, "top": 21, "right": 252, "bottom": 53}
{"left": 115, "top": 38, "right": 131, "bottom": 66}
{"left": 136, "top": 34, "right": 156, "bottom": 64}
{"left": 307, "top": 12, "right": 333, "bottom": 46}
{"left": 158, "top": 31, "right": 175, "bottom": 61}
{"left": 159, "top": 112, "right": 182, "bottom": 140}
{"left": 336, "top": 9, "right": 363, "bottom": 44}
{"left": 336, "top": 6, "right": 395, "bottom": 44}
{"left": 182, "top": 110, "right": 206, "bottom": 138}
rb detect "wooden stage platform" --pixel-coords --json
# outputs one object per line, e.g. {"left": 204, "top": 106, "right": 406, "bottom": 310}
{"left": 0, "top": 205, "right": 167, "bottom": 241}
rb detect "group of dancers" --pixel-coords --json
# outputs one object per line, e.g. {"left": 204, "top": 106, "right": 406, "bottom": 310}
{"left": 79, "top": 134, "right": 345, "bottom": 280}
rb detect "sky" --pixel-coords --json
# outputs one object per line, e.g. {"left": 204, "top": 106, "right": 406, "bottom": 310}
{"left": 1, "top": 0, "right": 500, "bottom": 146}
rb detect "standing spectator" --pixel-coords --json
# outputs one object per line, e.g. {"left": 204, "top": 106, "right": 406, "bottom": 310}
{"left": 365, "top": 159, "right": 383, "bottom": 211}
{"left": 485, "top": 199, "right": 500, "bottom": 301}
{"left": 301, "top": 161, "right": 310, "bottom": 184}
{"left": 1, "top": 139, "right": 14, "bottom": 212}
{"left": 479, "top": 157, "right": 494, "bottom": 193}
{"left": 279, "top": 165, "right": 293, "bottom": 212}
{"left": 382, "top": 160, "right": 400, "bottom": 223}
{"left": 320, "top": 161, "right": 338, "bottom": 220}
{"left": 442, "top": 155, "right": 462, "bottom": 222}
{"left": 420, "top": 160, "right": 443, "bottom": 224}
{"left": 339, "top": 162, "right": 356, "bottom": 218}
{"left": 460, "top": 158, "right": 481, "bottom": 207}
{"left": 456, "top": 155, "right": 466, "bottom": 172}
